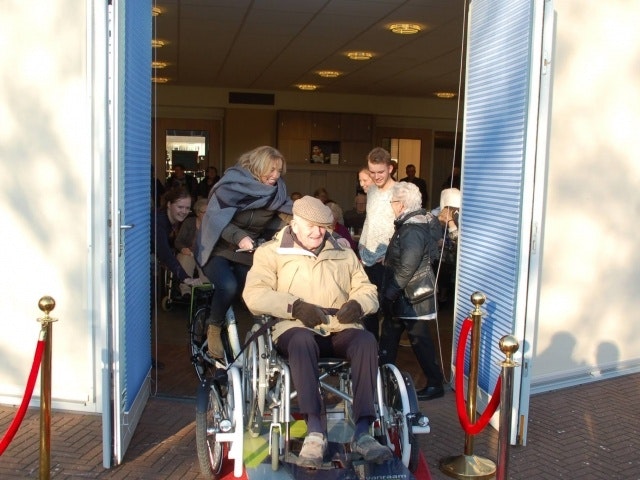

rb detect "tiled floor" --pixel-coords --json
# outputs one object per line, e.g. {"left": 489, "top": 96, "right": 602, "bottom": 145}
{"left": 1, "top": 300, "right": 639, "bottom": 479}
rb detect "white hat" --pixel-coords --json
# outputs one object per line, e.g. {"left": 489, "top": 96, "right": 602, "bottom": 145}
{"left": 440, "top": 188, "right": 461, "bottom": 210}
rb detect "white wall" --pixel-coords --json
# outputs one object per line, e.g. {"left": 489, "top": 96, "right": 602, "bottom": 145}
{"left": 0, "top": 2, "right": 97, "bottom": 410}
{"left": 533, "top": 1, "right": 640, "bottom": 389}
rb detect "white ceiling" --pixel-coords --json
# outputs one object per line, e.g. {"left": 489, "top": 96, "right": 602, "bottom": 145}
{"left": 152, "top": 0, "right": 467, "bottom": 99}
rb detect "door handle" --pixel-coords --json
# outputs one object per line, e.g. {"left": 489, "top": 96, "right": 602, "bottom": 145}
{"left": 120, "top": 224, "right": 135, "bottom": 230}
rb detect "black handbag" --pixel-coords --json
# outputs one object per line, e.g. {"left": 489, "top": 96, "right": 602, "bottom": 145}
{"left": 404, "top": 265, "right": 435, "bottom": 304}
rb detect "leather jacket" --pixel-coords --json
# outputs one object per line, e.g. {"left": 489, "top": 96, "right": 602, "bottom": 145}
{"left": 383, "top": 209, "right": 438, "bottom": 317}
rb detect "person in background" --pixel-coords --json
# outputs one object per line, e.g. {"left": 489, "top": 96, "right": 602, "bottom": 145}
{"left": 434, "top": 187, "right": 461, "bottom": 303}
{"left": 328, "top": 202, "right": 357, "bottom": 252}
{"left": 167, "top": 163, "right": 198, "bottom": 201}
{"left": 400, "top": 164, "right": 429, "bottom": 208}
{"left": 290, "top": 191, "right": 303, "bottom": 201}
{"left": 242, "top": 195, "right": 392, "bottom": 468}
{"left": 313, "top": 187, "right": 344, "bottom": 225}
{"left": 152, "top": 166, "right": 165, "bottom": 208}
{"left": 152, "top": 187, "right": 202, "bottom": 296}
{"left": 343, "top": 192, "right": 367, "bottom": 237}
{"left": 175, "top": 198, "right": 210, "bottom": 295}
{"left": 198, "top": 166, "right": 221, "bottom": 199}
{"left": 380, "top": 182, "right": 444, "bottom": 401}
{"left": 441, "top": 166, "right": 461, "bottom": 191}
{"left": 311, "top": 145, "right": 325, "bottom": 163}
{"left": 196, "top": 146, "right": 293, "bottom": 359}
{"left": 357, "top": 167, "right": 373, "bottom": 194}
{"left": 358, "top": 147, "right": 397, "bottom": 340}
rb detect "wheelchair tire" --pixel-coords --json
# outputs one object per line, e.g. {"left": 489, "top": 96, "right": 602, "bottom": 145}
{"left": 195, "top": 380, "right": 224, "bottom": 479}
{"left": 379, "top": 364, "right": 420, "bottom": 472}
{"left": 243, "top": 325, "right": 267, "bottom": 437}
{"left": 160, "top": 295, "right": 172, "bottom": 312}
{"left": 271, "top": 428, "right": 280, "bottom": 471}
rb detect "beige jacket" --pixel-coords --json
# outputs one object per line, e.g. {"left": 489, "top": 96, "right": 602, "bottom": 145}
{"left": 243, "top": 225, "right": 378, "bottom": 341}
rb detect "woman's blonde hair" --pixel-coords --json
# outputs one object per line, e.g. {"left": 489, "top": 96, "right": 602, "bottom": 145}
{"left": 237, "top": 145, "right": 287, "bottom": 180}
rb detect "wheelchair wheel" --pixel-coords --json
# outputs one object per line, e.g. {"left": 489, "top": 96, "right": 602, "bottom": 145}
{"left": 271, "top": 428, "right": 279, "bottom": 471}
{"left": 195, "top": 380, "right": 225, "bottom": 479}
{"left": 379, "top": 364, "right": 420, "bottom": 472}
{"left": 190, "top": 305, "right": 215, "bottom": 381}
{"left": 243, "top": 325, "right": 267, "bottom": 437}
{"left": 160, "top": 295, "right": 172, "bottom": 312}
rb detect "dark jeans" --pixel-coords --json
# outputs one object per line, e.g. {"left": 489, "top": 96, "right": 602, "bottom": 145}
{"left": 361, "top": 262, "right": 389, "bottom": 340}
{"left": 379, "top": 316, "right": 443, "bottom": 387}
{"left": 276, "top": 327, "right": 378, "bottom": 423}
{"left": 201, "top": 256, "right": 250, "bottom": 327}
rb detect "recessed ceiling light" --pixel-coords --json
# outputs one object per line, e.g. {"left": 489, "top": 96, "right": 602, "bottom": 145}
{"left": 389, "top": 23, "right": 422, "bottom": 35}
{"left": 152, "top": 39, "right": 165, "bottom": 48}
{"left": 296, "top": 84, "right": 318, "bottom": 91}
{"left": 152, "top": 6, "right": 162, "bottom": 16}
{"left": 152, "top": 61, "right": 167, "bottom": 69}
{"left": 152, "top": 77, "right": 169, "bottom": 84}
{"left": 434, "top": 92, "right": 456, "bottom": 99}
{"left": 316, "top": 70, "right": 341, "bottom": 78}
{"left": 346, "top": 51, "right": 373, "bottom": 61}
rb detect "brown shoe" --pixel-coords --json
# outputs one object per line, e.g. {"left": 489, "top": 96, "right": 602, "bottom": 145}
{"left": 207, "top": 324, "right": 224, "bottom": 359}
{"left": 298, "top": 432, "right": 327, "bottom": 468}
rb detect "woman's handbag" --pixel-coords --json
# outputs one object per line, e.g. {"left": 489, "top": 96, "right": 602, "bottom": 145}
{"left": 404, "top": 265, "right": 435, "bottom": 304}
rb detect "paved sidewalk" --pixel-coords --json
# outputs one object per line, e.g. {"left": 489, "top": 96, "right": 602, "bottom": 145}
{"left": 1, "top": 372, "right": 639, "bottom": 479}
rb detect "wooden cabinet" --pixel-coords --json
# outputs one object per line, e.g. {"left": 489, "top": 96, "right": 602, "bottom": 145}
{"left": 311, "top": 112, "right": 341, "bottom": 140}
{"left": 278, "top": 110, "right": 312, "bottom": 140}
{"left": 340, "top": 113, "right": 372, "bottom": 141}
{"left": 277, "top": 110, "right": 373, "bottom": 165}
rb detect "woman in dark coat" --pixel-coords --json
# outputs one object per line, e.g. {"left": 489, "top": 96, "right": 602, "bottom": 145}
{"left": 380, "top": 181, "right": 445, "bottom": 401}
{"left": 196, "top": 146, "right": 293, "bottom": 358}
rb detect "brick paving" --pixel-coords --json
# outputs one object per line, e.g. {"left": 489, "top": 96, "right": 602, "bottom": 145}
{"left": 2, "top": 299, "right": 639, "bottom": 479}
{"left": 1, "top": 374, "right": 639, "bottom": 479}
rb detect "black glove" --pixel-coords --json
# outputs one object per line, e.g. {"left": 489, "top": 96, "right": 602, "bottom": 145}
{"left": 292, "top": 299, "right": 326, "bottom": 328}
{"left": 336, "top": 300, "right": 363, "bottom": 324}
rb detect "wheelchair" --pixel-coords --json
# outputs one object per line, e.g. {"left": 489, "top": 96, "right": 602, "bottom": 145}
{"left": 158, "top": 266, "right": 191, "bottom": 312}
{"left": 195, "top": 312, "right": 431, "bottom": 479}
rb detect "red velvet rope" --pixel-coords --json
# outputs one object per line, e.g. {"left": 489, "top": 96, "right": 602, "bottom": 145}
{"left": 455, "top": 318, "right": 502, "bottom": 435}
{"left": 0, "top": 339, "right": 45, "bottom": 456}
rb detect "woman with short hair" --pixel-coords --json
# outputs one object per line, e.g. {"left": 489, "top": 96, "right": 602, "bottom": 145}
{"left": 380, "top": 181, "right": 445, "bottom": 401}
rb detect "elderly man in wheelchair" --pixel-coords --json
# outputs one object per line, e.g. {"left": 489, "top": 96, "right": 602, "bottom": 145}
{"left": 243, "top": 195, "right": 399, "bottom": 469}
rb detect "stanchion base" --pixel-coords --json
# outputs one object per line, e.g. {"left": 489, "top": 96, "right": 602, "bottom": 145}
{"left": 439, "top": 454, "right": 496, "bottom": 480}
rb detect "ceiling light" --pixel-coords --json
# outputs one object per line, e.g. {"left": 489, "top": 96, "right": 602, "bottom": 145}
{"left": 152, "top": 77, "right": 169, "bottom": 84}
{"left": 316, "top": 70, "right": 341, "bottom": 78}
{"left": 296, "top": 84, "right": 317, "bottom": 91}
{"left": 346, "top": 51, "right": 373, "bottom": 61}
{"left": 389, "top": 23, "right": 422, "bottom": 35}
{"left": 151, "top": 6, "right": 162, "bottom": 16}
{"left": 152, "top": 61, "right": 167, "bottom": 69}
{"left": 152, "top": 39, "right": 165, "bottom": 48}
{"left": 434, "top": 92, "right": 456, "bottom": 99}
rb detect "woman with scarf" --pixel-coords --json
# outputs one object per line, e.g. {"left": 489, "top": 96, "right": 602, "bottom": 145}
{"left": 196, "top": 146, "right": 293, "bottom": 359}
{"left": 380, "top": 181, "right": 445, "bottom": 401}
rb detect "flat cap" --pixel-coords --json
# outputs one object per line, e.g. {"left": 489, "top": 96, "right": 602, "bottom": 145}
{"left": 292, "top": 195, "right": 334, "bottom": 228}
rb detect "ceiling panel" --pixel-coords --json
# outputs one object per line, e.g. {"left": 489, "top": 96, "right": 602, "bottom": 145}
{"left": 152, "top": 0, "right": 467, "bottom": 99}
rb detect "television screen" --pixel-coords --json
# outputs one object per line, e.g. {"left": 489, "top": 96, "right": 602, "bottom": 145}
{"left": 171, "top": 150, "right": 199, "bottom": 170}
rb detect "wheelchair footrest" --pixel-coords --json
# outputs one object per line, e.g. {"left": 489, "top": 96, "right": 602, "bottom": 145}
{"left": 284, "top": 450, "right": 416, "bottom": 479}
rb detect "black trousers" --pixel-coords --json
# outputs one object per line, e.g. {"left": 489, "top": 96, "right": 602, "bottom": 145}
{"left": 276, "top": 327, "right": 378, "bottom": 423}
{"left": 379, "top": 316, "right": 443, "bottom": 387}
{"left": 361, "top": 262, "right": 389, "bottom": 340}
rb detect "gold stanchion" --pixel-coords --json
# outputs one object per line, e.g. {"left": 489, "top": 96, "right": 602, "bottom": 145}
{"left": 495, "top": 335, "right": 519, "bottom": 480}
{"left": 439, "top": 292, "right": 496, "bottom": 479}
{"left": 37, "top": 296, "right": 57, "bottom": 480}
